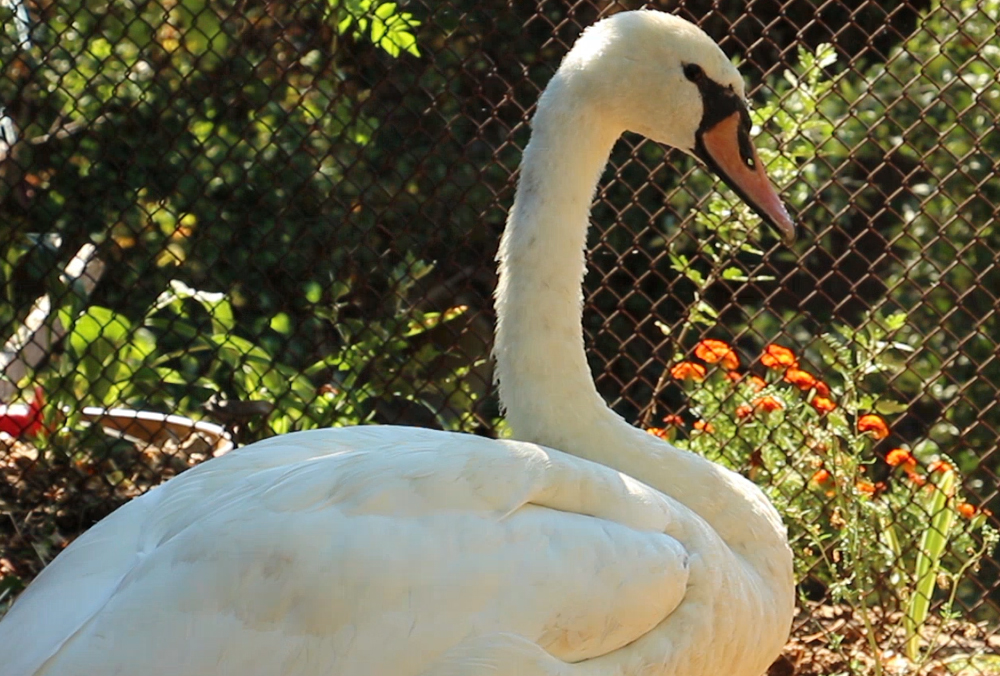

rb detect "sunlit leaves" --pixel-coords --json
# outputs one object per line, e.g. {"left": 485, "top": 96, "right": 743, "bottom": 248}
{"left": 329, "top": 0, "right": 421, "bottom": 58}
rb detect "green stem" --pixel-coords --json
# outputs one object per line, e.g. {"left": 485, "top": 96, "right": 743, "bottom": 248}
{"left": 828, "top": 433, "right": 883, "bottom": 676}
{"left": 915, "top": 541, "right": 984, "bottom": 672}
{"left": 905, "top": 469, "right": 957, "bottom": 662}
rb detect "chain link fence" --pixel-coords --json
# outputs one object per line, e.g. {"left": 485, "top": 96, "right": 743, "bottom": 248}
{"left": 1, "top": 0, "right": 998, "bottom": 673}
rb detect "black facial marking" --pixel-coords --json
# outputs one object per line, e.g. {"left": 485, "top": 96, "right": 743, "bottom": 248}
{"left": 736, "top": 109, "right": 756, "bottom": 170}
{"left": 683, "top": 62, "right": 756, "bottom": 169}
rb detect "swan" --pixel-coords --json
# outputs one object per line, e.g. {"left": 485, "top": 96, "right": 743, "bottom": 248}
{"left": 0, "top": 10, "right": 796, "bottom": 676}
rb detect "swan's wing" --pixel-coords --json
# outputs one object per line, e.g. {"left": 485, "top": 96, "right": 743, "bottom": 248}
{"left": 418, "top": 634, "right": 575, "bottom": 676}
{"left": 0, "top": 433, "right": 339, "bottom": 676}
{"left": 1, "top": 426, "right": 692, "bottom": 676}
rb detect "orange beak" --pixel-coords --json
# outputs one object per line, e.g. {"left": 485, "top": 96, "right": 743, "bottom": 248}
{"left": 696, "top": 111, "right": 796, "bottom": 245}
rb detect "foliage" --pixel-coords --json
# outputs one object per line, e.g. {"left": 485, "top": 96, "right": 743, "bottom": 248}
{"left": 807, "top": 0, "right": 1000, "bottom": 502}
{"left": 0, "top": 0, "right": 427, "bottom": 382}
{"left": 329, "top": 0, "right": 421, "bottom": 58}
{"left": 23, "top": 260, "right": 471, "bottom": 438}
{"left": 658, "top": 324, "right": 997, "bottom": 667}
{"left": 648, "top": 40, "right": 999, "bottom": 672}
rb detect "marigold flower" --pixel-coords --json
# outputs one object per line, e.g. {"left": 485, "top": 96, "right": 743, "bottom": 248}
{"left": 928, "top": 459, "right": 954, "bottom": 474}
{"left": 735, "top": 404, "right": 754, "bottom": 419}
{"left": 662, "top": 414, "right": 685, "bottom": 426}
{"left": 886, "top": 448, "right": 917, "bottom": 470}
{"left": 811, "top": 396, "right": 837, "bottom": 414}
{"left": 694, "top": 339, "right": 740, "bottom": 371}
{"left": 670, "top": 361, "right": 707, "bottom": 381}
{"left": 858, "top": 414, "right": 890, "bottom": 440}
{"left": 646, "top": 427, "right": 670, "bottom": 440}
{"left": 725, "top": 371, "right": 743, "bottom": 384}
{"left": 753, "top": 396, "right": 784, "bottom": 413}
{"left": 907, "top": 472, "right": 927, "bottom": 487}
{"left": 760, "top": 344, "right": 798, "bottom": 370}
{"left": 783, "top": 367, "right": 818, "bottom": 391}
{"left": 856, "top": 480, "right": 876, "bottom": 496}
{"left": 810, "top": 469, "right": 832, "bottom": 485}
{"left": 748, "top": 375, "right": 767, "bottom": 391}
{"left": 956, "top": 502, "right": 976, "bottom": 519}
{"left": 693, "top": 420, "right": 715, "bottom": 433}
{"left": 814, "top": 381, "right": 831, "bottom": 398}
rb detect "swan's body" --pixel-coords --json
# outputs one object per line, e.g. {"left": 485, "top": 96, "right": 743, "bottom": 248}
{"left": 0, "top": 11, "right": 796, "bottom": 676}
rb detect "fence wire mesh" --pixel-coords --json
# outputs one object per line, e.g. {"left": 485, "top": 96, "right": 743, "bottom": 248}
{"left": 1, "top": 0, "right": 998, "bottom": 673}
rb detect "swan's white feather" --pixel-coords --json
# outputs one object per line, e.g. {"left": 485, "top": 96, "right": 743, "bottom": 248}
{"left": 418, "top": 633, "right": 575, "bottom": 676}
{"left": 3, "top": 426, "right": 693, "bottom": 676}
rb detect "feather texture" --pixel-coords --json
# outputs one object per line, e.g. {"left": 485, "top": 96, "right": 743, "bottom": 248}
{"left": 5, "top": 428, "right": 695, "bottom": 675}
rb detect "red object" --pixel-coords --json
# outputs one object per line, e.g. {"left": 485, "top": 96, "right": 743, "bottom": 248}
{"left": 0, "top": 386, "right": 45, "bottom": 438}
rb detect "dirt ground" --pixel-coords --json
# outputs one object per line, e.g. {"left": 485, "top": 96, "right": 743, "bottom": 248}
{"left": 771, "top": 604, "right": 1000, "bottom": 675}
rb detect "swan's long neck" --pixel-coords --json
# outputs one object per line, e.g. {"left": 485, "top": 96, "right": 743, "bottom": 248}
{"left": 493, "top": 74, "right": 792, "bottom": 581}
{"left": 494, "top": 77, "right": 620, "bottom": 442}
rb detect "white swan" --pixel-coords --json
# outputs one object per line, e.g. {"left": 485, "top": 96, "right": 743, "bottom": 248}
{"left": 0, "top": 11, "right": 796, "bottom": 676}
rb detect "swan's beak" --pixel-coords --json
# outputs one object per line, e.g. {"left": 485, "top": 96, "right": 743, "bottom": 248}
{"left": 694, "top": 111, "right": 796, "bottom": 245}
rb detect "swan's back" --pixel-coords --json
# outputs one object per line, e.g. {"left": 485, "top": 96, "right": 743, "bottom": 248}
{"left": 3, "top": 426, "right": 711, "bottom": 676}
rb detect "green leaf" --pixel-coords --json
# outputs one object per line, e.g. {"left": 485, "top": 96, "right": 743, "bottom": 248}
{"left": 683, "top": 266, "right": 705, "bottom": 286}
{"left": 373, "top": 2, "right": 397, "bottom": 18}
{"left": 304, "top": 281, "right": 323, "bottom": 304}
{"left": 405, "top": 305, "right": 467, "bottom": 337}
{"left": 721, "top": 266, "right": 749, "bottom": 282}
{"left": 874, "top": 399, "right": 909, "bottom": 415}
{"left": 883, "top": 311, "right": 908, "bottom": 332}
{"left": 270, "top": 312, "right": 292, "bottom": 335}
{"left": 905, "top": 469, "right": 957, "bottom": 661}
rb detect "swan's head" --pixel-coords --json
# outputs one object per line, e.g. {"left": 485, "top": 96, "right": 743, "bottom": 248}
{"left": 557, "top": 11, "right": 795, "bottom": 244}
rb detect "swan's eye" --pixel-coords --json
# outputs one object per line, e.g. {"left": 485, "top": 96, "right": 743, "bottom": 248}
{"left": 683, "top": 63, "right": 706, "bottom": 83}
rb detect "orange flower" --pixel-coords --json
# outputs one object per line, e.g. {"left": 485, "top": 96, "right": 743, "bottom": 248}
{"left": 694, "top": 339, "right": 740, "bottom": 371}
{"left": 928, "top": 459, "right": 954, "bottom": 474}
{"left": 646, "top": 427, "right": 670, "bottom": 440}
{"left": 760, "top": 344, "right": 798, "bottom": 370}
{"left": 670, "top": 361, "right": 707, "bottom": 381}
{"left": 693, "top": 420, "right": 715, "bottom": 433}
{"left": 907, "top": 471, "right": 927, "bottom": 487}
{"left": 956, "top": 502, "right": 976, "bottom": 519}
{"left": 811, "top": 396, "right": 837, "bottom": 414}
{"left": 753, "top": 396, "right": 784, "bottom": 413}
{"left": 814, "top": 381, "right": 831, "bottom": 398}
{"left": 858, "top": 414, "right": 890, "bottom": 440}
{"left": 856, "top": 480, "right": 876, "bottom": 496}
{"left": 886, "top": 448, "right": 917, "bottom": 470}
{"left": 662, "top": 414, "right": 685, "bottom": 426}
{"left": 726, "top": 372, "right": 767, "bottom": 391}
{"left": 810, "top": 469, "right": 832, "bottom": 485}
{"left": 735, "top": 404, "right": 754, "bottom": 419}
{"left": 783, "top": 367, "right": 818, "bottom": 391}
